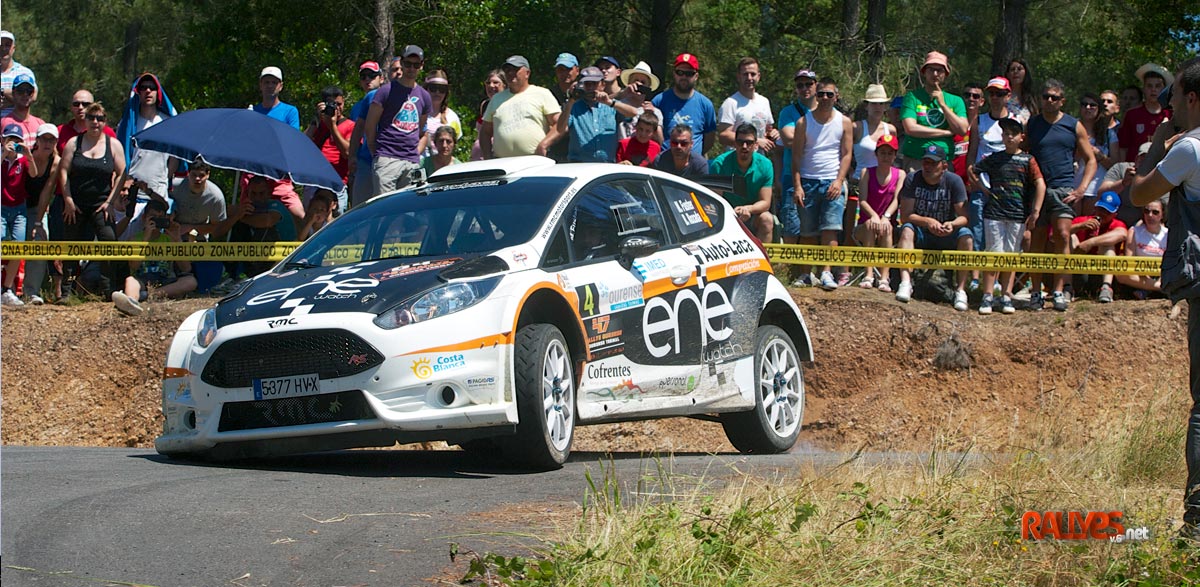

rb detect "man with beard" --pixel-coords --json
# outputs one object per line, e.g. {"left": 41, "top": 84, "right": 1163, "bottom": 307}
{"left": 653, "top": 53, "right": 716, "bottom": 158}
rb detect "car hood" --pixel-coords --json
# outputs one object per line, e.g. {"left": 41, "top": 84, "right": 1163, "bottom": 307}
{"left": 214, "top": 255, "right": 474, "bottom": 328}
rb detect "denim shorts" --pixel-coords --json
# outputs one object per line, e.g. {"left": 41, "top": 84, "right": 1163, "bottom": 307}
{"left": 1037, "top": 186, "right": 1076, "bottom": 226}
{"left": 1, "top": 204, "right": 28, "bottom": 242}
{"left": 796, "top": 178, "right": 846, "bottom": 237}
{"left": 900, "top": 223, "right": 973, "bottom": 250}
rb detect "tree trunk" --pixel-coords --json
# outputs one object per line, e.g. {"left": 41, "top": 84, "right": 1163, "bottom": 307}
{"left": 841, "top": 0, "right": 861, "bottom": 46}
{"left": 374, "top": 0, "right": 394, "bottom": 63}
{"left": 648, "top": 0, "right": 673, "bottom": 85}
{"left": 122, "top": 20, "right": 142, "bottom": 78}
{"left": 865, "top": 0, "right": 886, "bottom": 81}
{"left": 991, "top": 0, "right": 1027, "bottom": 76}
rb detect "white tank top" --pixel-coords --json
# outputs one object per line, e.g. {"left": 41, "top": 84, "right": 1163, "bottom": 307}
{"left": 1132, "top": 224, "right": 1168, "bottom": 257}
{"left": 799, "top": 109, "right": 845, "bottom": 180}
{"left": 852, "top": 120, "right": 879, "bottom": 180}
{"left": 975, "top": 112, "right": 1006, "bottom": 163}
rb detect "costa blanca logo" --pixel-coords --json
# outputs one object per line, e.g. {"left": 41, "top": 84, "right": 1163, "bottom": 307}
{"left": 412, "top": 354, "right": 467, "bottom": 380}
{"left": 411, "top": 358, "right": 433, "bottom": 379}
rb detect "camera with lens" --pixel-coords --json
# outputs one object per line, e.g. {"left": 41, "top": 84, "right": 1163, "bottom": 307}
{"left": 151, "top": 216, "right": 170, "bottom": 231}
{"left": 13, "top": 143, "right": 24, "bottom": 154}
{"left": 323, "top": 102, "right": 338, "bottom": 117}
{"left": 571, "top": 85, "right": 587, "bottom": 100}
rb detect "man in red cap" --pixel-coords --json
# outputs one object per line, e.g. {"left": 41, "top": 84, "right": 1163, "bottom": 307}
{"left": 651, "top": 53, "right": 716, "bottom": 158}
{"left": 899, "top": 51, "right": 969, "bottom": 175}
{"left": 347, "top": 60, "right": 384, "bottom": 208}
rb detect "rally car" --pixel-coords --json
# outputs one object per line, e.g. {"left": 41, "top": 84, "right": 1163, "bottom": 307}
{"left": 156, "top": 156, "right": 813, "bottom": 469}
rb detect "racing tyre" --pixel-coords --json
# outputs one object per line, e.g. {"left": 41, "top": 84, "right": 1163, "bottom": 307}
{"left": 721, "top": 325, "right": 804, "bottom": 453}
{"left": 503, "top": 323, "right": 575, "bottom": 470}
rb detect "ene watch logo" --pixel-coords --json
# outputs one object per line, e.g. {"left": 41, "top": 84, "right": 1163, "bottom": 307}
{"left": 642, "top": 282, "right": 733, "bottom": 358}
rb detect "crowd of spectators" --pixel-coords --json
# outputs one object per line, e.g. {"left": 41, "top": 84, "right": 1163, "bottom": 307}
{"left": 0, "top": 26, "right": 1188, "bottom": 314}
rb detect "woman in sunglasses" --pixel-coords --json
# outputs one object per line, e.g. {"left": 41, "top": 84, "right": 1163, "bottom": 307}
{"left": 420, "top": 70, "right": 461, "bottom": 161}
{"left": 57, "top": 102, "right": 125, "bottom": 295}
{"left": 1075, "top": 91, "right": 1119, "bottom": 215}
{"left": 1117, "top": 198, "right": 1167, "bottom": 296}
{"left": 471, "top": 70, "right": 506, "bottom": 161}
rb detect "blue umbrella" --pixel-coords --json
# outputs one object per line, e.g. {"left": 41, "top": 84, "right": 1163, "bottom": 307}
{"left": 131, "top": 108, "right": 344, "bottom": 192}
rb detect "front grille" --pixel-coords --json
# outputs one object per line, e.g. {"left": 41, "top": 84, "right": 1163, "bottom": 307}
{"left": 218, "top": 390, "right": 376, "bottom": 432}
{"left": 201, "top": 329, "right": 384, "bottom": 388}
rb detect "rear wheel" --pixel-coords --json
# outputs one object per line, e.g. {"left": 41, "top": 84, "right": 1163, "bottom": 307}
{"left": 721, "top": 325, "right": 804, "bottom": 453}
{"left": 502, "top": 323, "right": 575, "bottom": 469}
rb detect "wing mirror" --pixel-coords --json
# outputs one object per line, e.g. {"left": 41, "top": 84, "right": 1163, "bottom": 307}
{"left": 617, "top": 235, "right": 660, "bottom": 270}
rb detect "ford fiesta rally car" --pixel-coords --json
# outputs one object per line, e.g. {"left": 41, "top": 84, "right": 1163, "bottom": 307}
{"left": 157, "top": 156, "right": 813, "bottom": 469}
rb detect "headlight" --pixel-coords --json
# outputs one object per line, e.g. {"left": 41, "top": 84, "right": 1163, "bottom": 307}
{"left": 373, "top": 276, "right": 502, "bottom": 329}
{"left": 196, "top": 308, "right": 218, "bottom": 348}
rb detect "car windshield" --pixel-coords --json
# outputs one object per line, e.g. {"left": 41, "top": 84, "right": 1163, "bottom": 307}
{"left": 283, "top": 177, "right": 572, "bottom": 267}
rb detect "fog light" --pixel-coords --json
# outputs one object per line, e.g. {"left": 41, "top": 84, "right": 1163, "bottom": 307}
{"left": 439, "top": 386, "right": 457, "bottom": 407}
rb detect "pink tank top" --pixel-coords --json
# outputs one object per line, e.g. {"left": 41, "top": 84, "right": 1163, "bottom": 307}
{"left": 857, "top": 166, "right": 899, "bottom": 225}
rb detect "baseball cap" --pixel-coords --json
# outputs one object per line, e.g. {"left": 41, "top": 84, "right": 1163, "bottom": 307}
{"left": 595, "top": 56, "right": 621, "bottom": 69}
{"left": 36, "top": 123, "right": 58, "bottom": 139}
{"left": 921, "top": 50, "right": 951, "bottom": 73}
{"left": 402, "top": 45, "right": 424, "bottom": 60}
{"left": 260, "top": 66, "right": 283, "bottom": 81}
{"left": 922, "top": 144, "right": 947, "bottom": 162}
{"left": 996, "top": 117, "right": 1023, "bottom": 135}
{"left": 578, "top": 66, "right": 603, "bottom": 83}
{"left": 1096, "top": 191, "right": 1121, "bottom": 214}
{"left": 504, "top": 55, "right": 530, "bottom": 69}
{"left": 674, "top": 53, "right": 699, "bottom": 70}
{"left": 359, "top": 61, "right": 381, "bottom": 73}
{"left": 0, "top": 31, "right": 13, "bottom": 43}
{"left": 876, "top": 134, "right": 899, "bottom": 151}
{"left": 555, "top": 53, "right": 578, "bottom": 69}
{"left": 2, "top": 123, "right": 24, "bottom": 140}
{"left": 12, "top": 73, "right": 35, "bottom": 90}
{"left": 794, "top": 68, "right": 817, "bottom": 80}
{"left": 986, "top": 76, "right": 1011, "bottom": 92}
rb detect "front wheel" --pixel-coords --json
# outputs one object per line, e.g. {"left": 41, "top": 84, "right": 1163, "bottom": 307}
{"left": 721, "top": 325, "right": 804, "bottom": 453}
{"left": 502, "top": 323, "right": 575, "bottom": 470}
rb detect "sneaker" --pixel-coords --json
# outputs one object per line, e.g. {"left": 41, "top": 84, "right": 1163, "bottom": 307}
{"left": 1052, "top": 291, "right": 1068, "bottom": 312}
{"left": 1028, "top": 291, "right": 1044, "bottom": 311}
{"left": 877, "top": 279, "right": 892, "bottom": 293}
{"left": 1098, "top": 283, "right": 1114, "bottom": 303}
{"left": 111, "top": 291, "right": 144, "bottom": 316}
{"left": 29, "top": 295, "right": 44, "bottom": 305}
{"left": 953, "top": 289, "right": 969, "bottom": 312}
{"left": 836, "top": 272, "right": 852, "bottom": 287}
{"left": 859, "top": 276, "right": 875, "bottom": 289}
{"left": 2, "top": 289, "right": 24, "bottom": 306}
{"left": 791, "top": 273, "right": 814, "bottom": 288}
{"left": 1000, "top": 295, "right": 1016, "bottom": 314}
{"left": 819, "top": 271, "right": 838, "bottom": 291}
{"left": 979, "top": 293, "right": 993, "bottom": 315}
{"left": 895, "top": 281, "right": 913, "bottom": 303}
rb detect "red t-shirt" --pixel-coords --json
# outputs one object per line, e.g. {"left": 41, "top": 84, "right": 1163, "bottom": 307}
{"left": 616, "top": 136, "right": 661, "bottom": 167}
{"left": 311, "top": 119, "right": 356, "bottom": 182}
{"left": 1071, "top": 215, "right": 1127, "bottom": 254}
{"left": 57, "top": 121, "right": 117, "bottom": 155}
{"left": 1117, "top": 106, "right": 1171, "bottom": 161}
{"left": 2, "top": 155, "right": 30, "bottom": 206}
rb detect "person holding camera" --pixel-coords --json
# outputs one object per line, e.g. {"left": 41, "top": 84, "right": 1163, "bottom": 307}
{"left": 615, "top": 61, "right": 663, "bottom": 144}
{"left": 111, "top": 199, "right": 196, "bottom": 316}
{"left": 2, "top": 123, "right": 41, "bottom": 305}
{"left": 304, "top": 85, "right": 353, "bottom": 212}
{"left": 168, "top": 159, "right": 225, "bottom": 242}
{"left": 213, "top": 175, "right": 295, "bottom": 279}
{"left": 555, "top": 66, "right": 639, "bottom": 163}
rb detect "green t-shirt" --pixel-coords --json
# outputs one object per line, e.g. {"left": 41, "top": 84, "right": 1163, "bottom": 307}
{"left": 708, "top": 151, "right": 774, "bottom": 208}
{"left": 900, "top": 87, "right": 966, "bottom": 160}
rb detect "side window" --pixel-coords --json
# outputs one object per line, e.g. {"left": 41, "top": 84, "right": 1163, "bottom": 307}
{"left": 567, "top": 179, "right": 668, "bottom": 262}
{"left": 542, "top": 225, "right": 570, "bottom": 267}
{"left": 660, "top": 181, "right": 723, "bottom": 242}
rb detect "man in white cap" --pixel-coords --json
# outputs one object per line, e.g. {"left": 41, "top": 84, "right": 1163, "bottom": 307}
{"left": 899, "top": 50, "right": 969, "bottom": 175}
{"left": 0, "top": 31, "right": 36, "bottom": 118}
{"left": 556, "top": 66, "right": 638, "bottom": 163}
{"left": 480, "top": 55, "right": 561, "bottom": 159}
{"left": 254, "top": 66, "right": 300, "bottom": 130}
{"left": 718, "top": 57, "right": 777, "bottom": 154}
{"left": 364, "top": 45, "right": 432, "bottom": 193}
{"left": 615, "top": 61, "right": 662, "bottom": 143}
{"left": 1118, "top": 63, "right": 1173, "bottom": 162}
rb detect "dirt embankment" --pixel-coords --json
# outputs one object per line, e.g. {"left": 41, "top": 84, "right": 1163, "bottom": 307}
{"left": 1, "top": 290, "right": 1188, "bottom": 453}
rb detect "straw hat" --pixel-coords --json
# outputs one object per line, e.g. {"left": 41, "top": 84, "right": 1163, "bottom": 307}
{"left": 863, "top": 84, "right": 890, "bottom": 103}
{"left": 620, "top": 61, "right": 660, "bottom": 91}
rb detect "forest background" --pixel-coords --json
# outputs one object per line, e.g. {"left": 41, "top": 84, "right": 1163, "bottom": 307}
{"left": 5, "top": 0, "right": 1198, "bottom": 155}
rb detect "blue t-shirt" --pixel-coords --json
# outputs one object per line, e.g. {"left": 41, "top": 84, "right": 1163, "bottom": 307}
{"left": 653, "top": 89, "right": 716, "bottom": 157}
{"left": 776, "top": 102, "right": 808, "bottom": 183}
{"left": 265, "top": 200, "right": 297, "bottom": 241}
{"left": 349, "top": 89, "right": 378, "bottom": 163}
{"left": 253, "top": 102, "right": 301, "bottom": 130}
{"left": 567, "top": 100, "right": 619, "bottom": 163}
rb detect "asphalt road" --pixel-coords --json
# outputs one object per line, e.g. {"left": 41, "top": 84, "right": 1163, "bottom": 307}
{"left": 1, "top": 445, "right": 901, "bottom": 587}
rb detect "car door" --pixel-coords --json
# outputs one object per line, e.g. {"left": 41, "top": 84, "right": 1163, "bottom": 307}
{"left": 546, "top": 177, "right": 704, "bottom": 421}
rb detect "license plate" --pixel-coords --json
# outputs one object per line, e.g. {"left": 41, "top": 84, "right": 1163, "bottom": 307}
{"left": 253, "top": 373, "right": 321, "bottom": 400}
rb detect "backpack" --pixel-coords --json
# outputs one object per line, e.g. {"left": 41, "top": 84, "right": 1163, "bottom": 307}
{"left": 1161, "top": 131, "right": 1200, "bottom": 302}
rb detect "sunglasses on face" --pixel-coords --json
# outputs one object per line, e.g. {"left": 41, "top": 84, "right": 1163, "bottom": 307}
{"left": 965, "top": 93, "right": 983, "bottom": 100}
{"left": 795, "top": 81, "right": 815, "bottom": 88}
{"left": 674, "top": 69, "right": 697, "bottom": 78}
{"left": 137, "top": 85, "right": 156, "bottom": 93}
{"left": 72, "top": 100, "right": 92, "bottom": 107}
{"left": 670, "top": 139, "right": 692, "bottom": 146}
{"left": 816, "top": 91, "right": 836, "bottom": 98}
{"left": 426, "top": 84, "right": 448, "bottom": 93}
{"left": 402, "top": 60, "right": 423, "bottom": 69}
{"left": 987, "top": 90, "right": 1010, "bottom": 97}
{"left": 359, "top": 71, "right": 379, "bottom": 79}
{"left": 13, "top": 87, "right": 33, "bottom": 95}
{"left": 735, "top": 138, "right": 755, "bottom": 146}
{"left": 1080, "top": 102, "right": 1099, "bottom": 108}
{"left": 85, "top": 114, "right": 106, "bottom": 122}
{"left": 1042, "top": 94, "right": 1063, "bottom": 102}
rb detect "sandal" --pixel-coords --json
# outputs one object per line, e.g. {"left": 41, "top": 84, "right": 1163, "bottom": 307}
{"left": 859, "top": 276, "right": 875, "bottom": 289}
{"left": 877, "top": 279, "right": 892, "bottom": 293}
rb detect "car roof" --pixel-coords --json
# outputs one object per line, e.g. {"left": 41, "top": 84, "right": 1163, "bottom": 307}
{"left": 428, "top": 156, "right": 720, "bottom": 196}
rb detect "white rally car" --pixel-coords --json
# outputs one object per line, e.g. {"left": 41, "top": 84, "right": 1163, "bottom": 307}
{"left": 157, "top": 156, "right": 813, "bottom": 469}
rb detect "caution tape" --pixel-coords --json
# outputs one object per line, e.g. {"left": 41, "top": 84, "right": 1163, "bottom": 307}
{"left": 763, "top": 244, "right": 1161, "bottom": 276}
{"left": 0, "top": 241, "right": 421, "bottom": 262}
